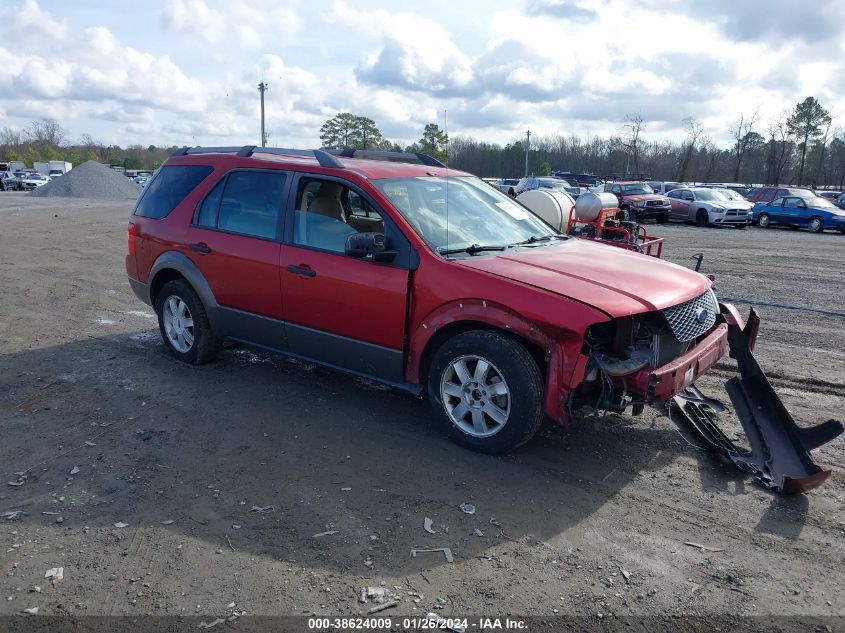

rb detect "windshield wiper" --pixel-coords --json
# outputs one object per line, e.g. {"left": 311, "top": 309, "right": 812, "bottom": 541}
{"left": 438, "top": 243, "right": 508, "bottom": 256}
{"left": 511, "top": 234, "right": 568, "bottom": 246}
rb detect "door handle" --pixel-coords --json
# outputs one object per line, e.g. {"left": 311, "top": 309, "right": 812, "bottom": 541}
{"left": 189, "top": 242, "right": 212, "bottom": 254}
{"left": 286, "top": 264, "right": 316, "bottom": 277}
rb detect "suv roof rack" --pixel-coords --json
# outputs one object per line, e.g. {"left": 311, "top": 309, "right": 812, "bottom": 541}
{"left": 326, "top": 149, "right": 446, "bottom": 168}
{"left": 170, "top": 145, "right": 344, "bottom": 169}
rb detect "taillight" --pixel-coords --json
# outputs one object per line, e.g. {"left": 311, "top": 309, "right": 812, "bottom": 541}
{"left": 127, "top": 222, "right": 136, "bottom": 255}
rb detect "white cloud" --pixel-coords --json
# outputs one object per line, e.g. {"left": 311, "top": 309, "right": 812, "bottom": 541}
{"left": 159, "top": 0, "right": 302, "bottom": 47}
{"left": 0, "top": 0, "right": 841, "bottom": 149}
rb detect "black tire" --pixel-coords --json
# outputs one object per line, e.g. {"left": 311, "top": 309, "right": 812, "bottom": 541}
{"left": 156, "top": 279, "right": 220, "bottom": 365}
{"left": 757, "top": 213, "right": 770, "bottom": 228}
{"left": 427, "top": 330, "right": 544, "bottom": 455}
{"left": 808, "top": 216, "right": 823, "bottom": 233}
{"left": 696, "top": 209, "right": 710, "bottom": 227}
{"left": 656, "top": 214, "right": 669, "bottom": 224}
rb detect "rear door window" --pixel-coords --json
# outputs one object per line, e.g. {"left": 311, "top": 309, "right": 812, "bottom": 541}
{"left": 134, "top": 165, "right": 213, "bottom": 219}
{"left": 195, "top": 179, "right": 224, "bottom": 227}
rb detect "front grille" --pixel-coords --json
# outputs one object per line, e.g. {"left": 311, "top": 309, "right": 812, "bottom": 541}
{"left": 645, "top": 200, "right": 665, "bottom": 207}
{"left": 661, "top": 290, "right": 718, "bottom": 342}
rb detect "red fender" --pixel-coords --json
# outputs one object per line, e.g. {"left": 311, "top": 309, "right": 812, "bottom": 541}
{"left": 406, "top": 299, "right": 583, "bottom": 426}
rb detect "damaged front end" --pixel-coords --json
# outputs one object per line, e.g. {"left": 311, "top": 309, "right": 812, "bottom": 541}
{"left": 571, "top": 293, "right": 843, "bottom": 494}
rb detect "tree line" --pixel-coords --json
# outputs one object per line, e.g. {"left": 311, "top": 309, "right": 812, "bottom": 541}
{"left": 318, "top": 97, "right": 842, "bottom": 187}
{"left": 448, "top": 97, "right": 842, "bottom": 187}
{"left": 2, "top": 95, "right": 841, "bottom": 187}
{"left": 0, "top": 120, "right": 175, "bottom": 171}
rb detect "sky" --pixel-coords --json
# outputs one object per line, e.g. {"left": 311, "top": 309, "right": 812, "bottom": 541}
{"left": 1, "top": 0, "right": 843, "bottom": 150}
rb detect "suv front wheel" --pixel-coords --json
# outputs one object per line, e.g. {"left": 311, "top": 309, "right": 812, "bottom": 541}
{"left": 156, "top": 279, "right": 220, "bottom": 365}
{"left": 428, "top": 330, "right": 544, "bottom": 454}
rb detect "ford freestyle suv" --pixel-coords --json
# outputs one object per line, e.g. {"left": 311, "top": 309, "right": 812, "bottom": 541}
{"left": 123, "top": 147, "right": 777, "bottom": 457}
{"left": 604, "top": 181, "right": 671, "bottom": 223}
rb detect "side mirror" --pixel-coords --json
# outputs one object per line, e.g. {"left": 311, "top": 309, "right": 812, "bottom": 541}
{"left": 344, "top": 232, "right": 395, "bottom": 262}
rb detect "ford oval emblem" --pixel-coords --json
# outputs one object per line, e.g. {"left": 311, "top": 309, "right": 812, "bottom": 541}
{"left": 695, "top": 307, "right": 710, "bottom": 324}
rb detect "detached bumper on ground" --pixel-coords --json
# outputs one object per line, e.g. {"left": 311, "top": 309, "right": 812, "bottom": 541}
{"left": 668, "top": 305, "right": 843, "bottom": 493}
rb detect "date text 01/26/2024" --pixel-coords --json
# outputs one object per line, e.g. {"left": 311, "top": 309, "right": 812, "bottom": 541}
{"left": 308, "top": 617, "right": 528, "bottom": 631}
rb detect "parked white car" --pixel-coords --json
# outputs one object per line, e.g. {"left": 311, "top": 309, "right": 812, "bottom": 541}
{"left": 648, "top": 181, "right": 687, "bottom": 195}
{"left": 22, "top": 173, "right": 51, "bottom": 190}
{"left": 667, "top": 186, "right": 753, "bottom": 228}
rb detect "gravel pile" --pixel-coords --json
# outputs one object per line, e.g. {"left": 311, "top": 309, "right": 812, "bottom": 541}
{"left": 30, "top": 160, "right": 140, "bottom": 200}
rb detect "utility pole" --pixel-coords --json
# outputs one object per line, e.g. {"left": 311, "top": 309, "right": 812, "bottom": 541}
{"left": 524, "top": 129, "right": 531, "bottom": 177}
{"left": 258, "top": 82, "right": 268, "bottom": 147}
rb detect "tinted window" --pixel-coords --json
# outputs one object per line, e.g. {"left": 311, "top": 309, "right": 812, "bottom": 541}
{"left": 667, "top": 190, "right": 680, "bottom": 199}
{"left": 134, "top": 165, "right": 213, "bottom": 219}
{"left": 195, "top": 179, "right": 224, "bottom": 227}
{"left": 215, "top": 171, "right": 286, "bottom": 239}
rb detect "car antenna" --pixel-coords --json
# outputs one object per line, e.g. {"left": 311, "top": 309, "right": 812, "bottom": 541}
{"left": 444, "top": 108, "right": 449, "bottom": 253}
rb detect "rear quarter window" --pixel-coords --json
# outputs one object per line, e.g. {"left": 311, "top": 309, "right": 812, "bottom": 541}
{"left": 134, "top": 165, "right": 213, "bottom": 219}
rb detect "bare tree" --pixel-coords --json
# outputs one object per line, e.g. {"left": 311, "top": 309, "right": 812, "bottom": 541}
{"left": 813, "top": 117, "right": 834, "bottom": 187}
{"left": 765, "top": 114, "right": 791, "bottom": 185}
{"left": 677, "top": 117, "right": 703, "bottom": 182}
{"left": 620, "top": 112, "right": 644, "bottom": 175}
{"left": 0, "top": 127, "right": 24, "bottom": 147}
{"left": 24, "top": 119, "right": 68, "bottom": 149}
{"left": 731, "top": 108, "right": 759, "bottom": 182}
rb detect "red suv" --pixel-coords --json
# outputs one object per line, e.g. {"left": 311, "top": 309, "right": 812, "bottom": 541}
{"left": 604, "top": 181, "right": 671, "bottom": 223}
{"left": 123, "top": 147, "right": 762, "bottom": 455}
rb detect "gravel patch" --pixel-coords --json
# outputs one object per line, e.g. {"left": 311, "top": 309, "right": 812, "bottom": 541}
{"left": 29, "top": 160, "right": 140, "bottom": 200}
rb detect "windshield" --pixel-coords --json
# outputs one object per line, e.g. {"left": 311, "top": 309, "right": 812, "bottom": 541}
{"left": 537, "top": 179, "right": 570, "bottom": 191}
{"left": 810, "top": 197, "right": 836, "bottom": 209}
{"left": 623, "top": 183, "right": 654, "bottom": 194}
{"left": 694, "top": 189, "right": 723, "bottom": 201}
{"left": 716, "top": 190, "right": 744, "bottom": 201}
{"left": 373, "top": 176, "right": 557, "bottom": 253}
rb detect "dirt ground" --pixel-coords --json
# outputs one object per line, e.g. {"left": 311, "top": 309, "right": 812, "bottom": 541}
{"left": 0, "top": 192, "right": 843, "bottom": 624}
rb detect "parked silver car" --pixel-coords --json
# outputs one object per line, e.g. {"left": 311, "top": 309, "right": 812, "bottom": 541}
{"left": 667, "top": 187, "right": 753, "bottom": 228}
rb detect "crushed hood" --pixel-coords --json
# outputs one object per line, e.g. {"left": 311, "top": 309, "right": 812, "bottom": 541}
{"left": 456, "top": 240, "right": 711, "bottom": 317}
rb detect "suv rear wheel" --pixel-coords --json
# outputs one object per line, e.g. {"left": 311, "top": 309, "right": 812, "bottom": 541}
{"left": 156, "top": 279, "right": 220, "bottom": 365}
{"left": 428, "top": 330, "right": 544, "bottom": 454}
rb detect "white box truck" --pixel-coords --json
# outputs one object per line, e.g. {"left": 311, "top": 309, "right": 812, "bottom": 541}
{"left": 48, "top": 160, "right": 72, "bottom": 178}
{"left": 34, "top": 161, "right": 50, "bottom": 176}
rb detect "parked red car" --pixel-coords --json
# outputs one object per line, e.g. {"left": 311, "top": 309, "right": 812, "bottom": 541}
{"left": 126, "top": 147, "right": 840, "bottom": 491}
{"left": 745, "top": 186, "right": 813, "bottom": 204}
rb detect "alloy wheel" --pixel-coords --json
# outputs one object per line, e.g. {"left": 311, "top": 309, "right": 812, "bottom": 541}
{"left": 162, "top": 295, "right": 195, "bottom": 353}
{"left": 440, "top": 355, "right": 511, "bottom": 438}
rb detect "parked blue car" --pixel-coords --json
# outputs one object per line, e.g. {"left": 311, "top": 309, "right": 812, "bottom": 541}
{"left": 752, "top": 195, "right": 845, "bottom": 233}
